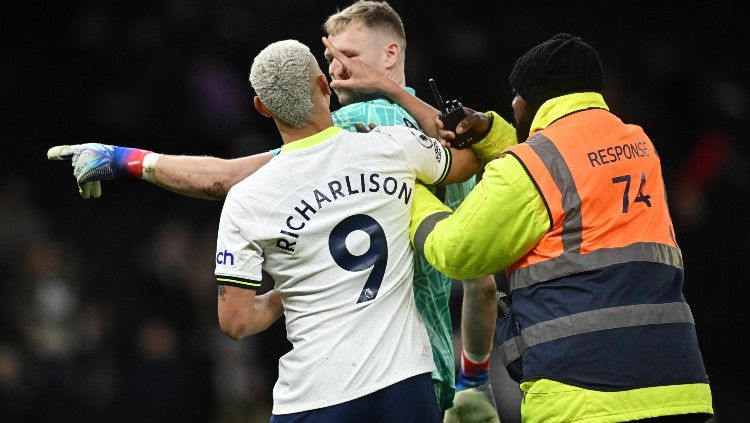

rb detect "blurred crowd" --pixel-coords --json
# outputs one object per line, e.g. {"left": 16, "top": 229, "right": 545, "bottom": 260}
{"left": 2, "top": 1, "right": 749, "bottom": 422}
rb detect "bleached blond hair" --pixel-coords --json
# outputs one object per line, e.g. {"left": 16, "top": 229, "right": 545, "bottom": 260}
{"left": 249, "top": 40, "right": 316, "bottom": 128}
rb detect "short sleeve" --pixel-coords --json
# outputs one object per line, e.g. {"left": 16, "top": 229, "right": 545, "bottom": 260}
{"left": 214, "top": 192, "right": 263, "bottom": 289}
{"left": 375, "top": 125, "right": 451, "bottom": 185}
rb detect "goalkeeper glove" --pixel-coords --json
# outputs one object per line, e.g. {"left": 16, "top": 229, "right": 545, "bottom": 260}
{"left": 47, "top": 143, "right": 158, "bottom": 199}
{"left": 444, "top": 372, "right": 500, "bottom": 423}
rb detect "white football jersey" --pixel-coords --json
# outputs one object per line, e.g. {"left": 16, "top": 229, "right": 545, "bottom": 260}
{"left": 214, "top": 125, "right": 451, "bottom": 414}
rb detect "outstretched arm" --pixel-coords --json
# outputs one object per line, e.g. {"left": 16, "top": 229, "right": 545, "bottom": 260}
{"left": 409, "top": 155, "right": 549, "bottom": 280}
{"left": 47, "top": 144, "right": 272, "bottom": 200}
{"left": 322, "top": 37, "right": 442, "bottom": 138}
{"left": 151, "top": 153, "right": 272, "bottom": 200}
{"left": 441, "top": 146, "right": 482, "bottom": 185}
{"left": 322, "top": 37, "right": 480, "bottom": 184}
{"left": 322, "top": 37, "right": 517, "bottom": 160}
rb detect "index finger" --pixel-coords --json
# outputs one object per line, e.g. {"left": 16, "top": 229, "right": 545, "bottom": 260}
{"left": 437, "top": 127, "right": 455, "bottom": 141}
{"left": 455, "top": 114, "right": 475, "bottom": 134}
{"left": 47, "top": 145, "right": 74, "bottom": 160}
{"left": 321, "top": 37, "right": 350, "bottom": 66}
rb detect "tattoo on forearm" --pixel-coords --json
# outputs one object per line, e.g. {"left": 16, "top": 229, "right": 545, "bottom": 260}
{"left": 208, "top": 181, "right": 228, "bottom": 200}
{"left": 218, "top": 285, "right": 227, "bottom": 301}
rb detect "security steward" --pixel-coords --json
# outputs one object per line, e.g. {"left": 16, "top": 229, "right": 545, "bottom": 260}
{"left": 411, "top": 33, "right": 713, "bottom": 422}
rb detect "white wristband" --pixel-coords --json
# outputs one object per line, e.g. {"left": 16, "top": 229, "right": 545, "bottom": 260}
{"left": 142, "top": 153, "right": 161, "bottom": 182}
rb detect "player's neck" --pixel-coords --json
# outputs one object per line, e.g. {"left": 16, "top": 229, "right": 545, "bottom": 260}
{"left": 277, "top": 114, "right": 336, "bottom": 145}
{"left": 387, "top": 70, "right": 406, "bottom": 87}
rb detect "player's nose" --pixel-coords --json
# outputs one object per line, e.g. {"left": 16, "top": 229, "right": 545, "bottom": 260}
{"left": 330, "top": 59, "right": 350, "bottom": 80}
{"left": 328, "top": 60, "right": 339, "bottom": 78}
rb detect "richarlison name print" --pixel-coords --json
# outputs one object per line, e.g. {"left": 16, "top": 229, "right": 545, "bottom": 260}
{"left": 276, "top": 172, "right": 413, "bottom": 253}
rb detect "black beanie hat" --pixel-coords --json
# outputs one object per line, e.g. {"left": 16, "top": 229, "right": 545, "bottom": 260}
{"left": 509, "top": 33, "right": 604, "bottom": 107}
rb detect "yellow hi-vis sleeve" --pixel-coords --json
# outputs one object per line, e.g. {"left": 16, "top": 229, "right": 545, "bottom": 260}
{"left": 470, "top": 111, "right": 518, "bottom": 163}
{"left": 410, "top": 154, "right": 549, "bottom": 280}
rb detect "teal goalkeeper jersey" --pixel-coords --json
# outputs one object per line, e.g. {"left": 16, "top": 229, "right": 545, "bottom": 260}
{"left": 332, "top": 88, "right": 476, "bottom": 411}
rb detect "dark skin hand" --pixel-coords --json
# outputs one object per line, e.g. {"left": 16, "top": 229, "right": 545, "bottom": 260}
{"left": 435, "top": 107, "right": 494, "bottom": 147}
{"left": 356, "top": 111, "right": 492, "bottom": 147}
{"left": 354, "top": 122, "right": 378, "bottom": 133}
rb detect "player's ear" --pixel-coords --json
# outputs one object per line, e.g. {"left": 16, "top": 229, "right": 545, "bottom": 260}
{"left": 253, "top": 96, "right": 272, "bottom": 117}
{"left": 384, "top": 42, "right": 400, "bottom": 70}
{"left": 316, "top": 74, "right": 331, "bottom": 97}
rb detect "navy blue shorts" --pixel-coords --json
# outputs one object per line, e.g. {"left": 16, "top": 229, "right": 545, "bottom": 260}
{"left": 270, "top": 372, "right": 441, "bottom": 423}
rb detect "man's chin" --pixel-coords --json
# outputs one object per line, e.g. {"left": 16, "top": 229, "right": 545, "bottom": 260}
{"left": 334, "top": 89, "right": 378, "bottom": 106}
{"left": 514, "top": 117, "right": 532, "bottom": 143}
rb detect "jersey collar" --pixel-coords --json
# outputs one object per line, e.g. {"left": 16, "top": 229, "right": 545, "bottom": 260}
{"left": 280, "top": 126, "right": 344, "bottom": 154}
{"left": 529, "top": 92, "right": 609, "bottom": 135}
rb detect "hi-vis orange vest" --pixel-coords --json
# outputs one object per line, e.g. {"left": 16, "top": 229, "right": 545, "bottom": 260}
{"left": 496, "top": 108, "right": 709, "bottom": 390}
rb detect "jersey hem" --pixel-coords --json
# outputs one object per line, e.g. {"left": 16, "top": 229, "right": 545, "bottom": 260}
{"left": 271, "top": 365, "right": 435, "bottom": 415}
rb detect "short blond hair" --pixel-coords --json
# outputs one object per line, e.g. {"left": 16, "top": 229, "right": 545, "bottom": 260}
{"left": 249, "top": 40, "right": 316, "bottom": 128}
{"left": 324, "top": 1, "right": 406, "bottom": 48}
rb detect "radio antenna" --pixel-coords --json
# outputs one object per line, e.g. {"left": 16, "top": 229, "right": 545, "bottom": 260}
{"left": 428, "top": 78, "right": 446, "bottom": 112}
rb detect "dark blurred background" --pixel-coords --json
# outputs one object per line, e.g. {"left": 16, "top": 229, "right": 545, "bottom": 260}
{"left": 2, "top": 1, "right": 748, "bottom": 422}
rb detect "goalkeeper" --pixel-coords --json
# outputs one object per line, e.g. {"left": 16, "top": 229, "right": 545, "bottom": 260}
{"left": 48, "top": 2, "right": 506, "bottom": 422}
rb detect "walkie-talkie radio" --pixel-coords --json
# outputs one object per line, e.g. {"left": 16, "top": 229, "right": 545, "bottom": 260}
{"left": 428, "top": 78, "right": 480, "bottom": 149}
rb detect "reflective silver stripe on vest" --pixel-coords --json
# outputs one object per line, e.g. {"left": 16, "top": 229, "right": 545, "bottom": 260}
{"left": 509, "top": 242, "right": 684, "bottom": 290}
{"left": 414, "top": 211, "right": 451, "bottom": 256}
{"left": 498, "top": 301, "right": 694, "bottom": 366}
{"left": 527, "top": 134, "right": 582, "bottom": 253}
